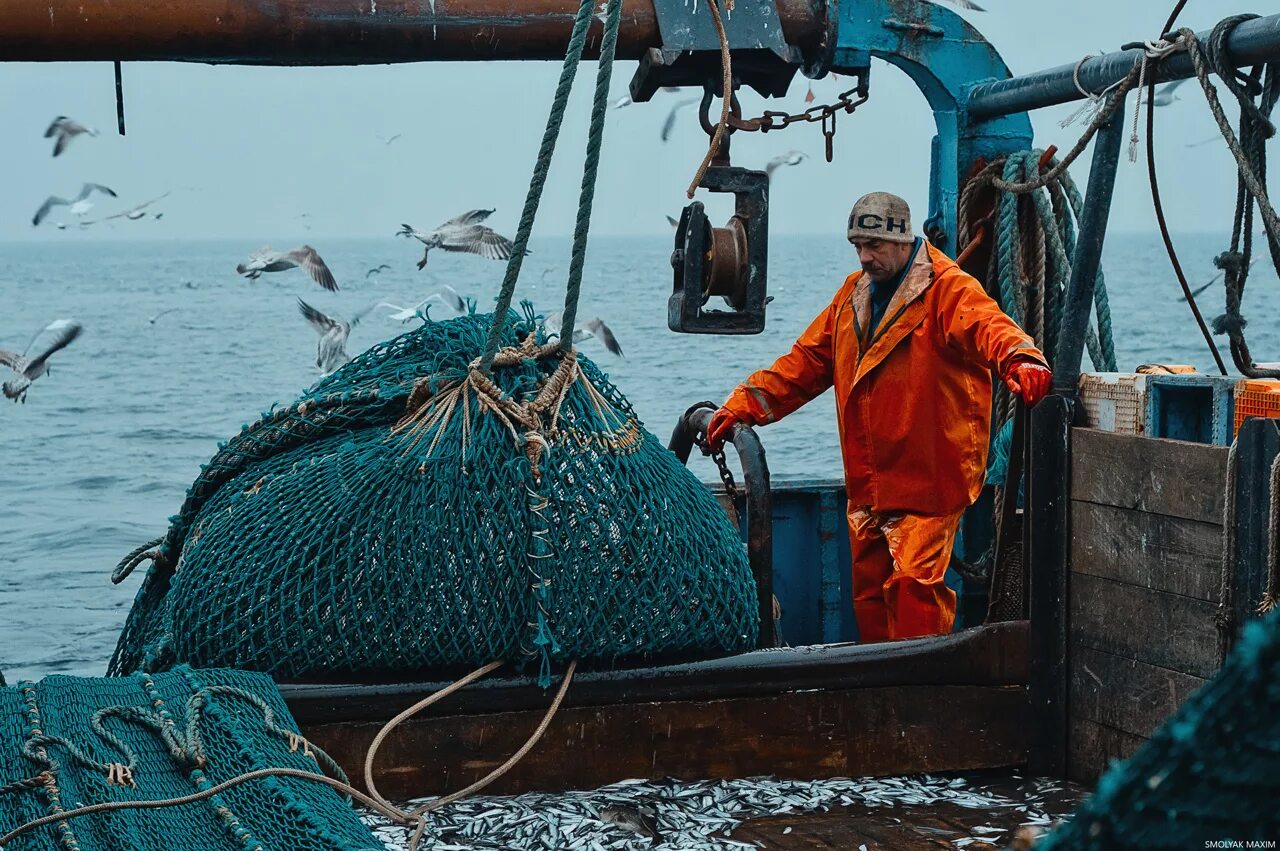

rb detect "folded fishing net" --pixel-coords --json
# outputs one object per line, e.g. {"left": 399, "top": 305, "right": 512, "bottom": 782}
{"left": 0, "top": 666, "right": 380, "bottom": 850}
{"left": 109, "top": 309, "right": 758, "bottom": 683}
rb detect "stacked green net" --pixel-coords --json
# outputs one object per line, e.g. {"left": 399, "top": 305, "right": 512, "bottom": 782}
{"left": 110, "top": 308, "right": 758, "bottom": 683}
{"left": 1038, "top": 609, "right": 1280, "bottom": 849}
{"left": 0, "top": 666, "right": 378, "bottom": 850}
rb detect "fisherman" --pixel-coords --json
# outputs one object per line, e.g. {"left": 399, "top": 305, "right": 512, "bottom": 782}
{"left": 706, "top": 192, "right": 1052, "bottom": 642}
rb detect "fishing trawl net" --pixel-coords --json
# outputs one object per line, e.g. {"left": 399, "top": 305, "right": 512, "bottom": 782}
{"left": 1038, "top": 609, "right": 1280, "bottom": 850}
{"left": 0, "top": 666, "right": 379, "bottom": 850}
{"left": 110, "top": 309, "right": 758, "bottom": 683}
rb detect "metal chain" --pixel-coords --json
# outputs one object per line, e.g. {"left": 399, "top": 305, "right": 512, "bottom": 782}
{"left": 727, "top": 71, "right": 870, "bottom": 161}
{"left": 691, "top": 429, "right": 741, "bottom": 503}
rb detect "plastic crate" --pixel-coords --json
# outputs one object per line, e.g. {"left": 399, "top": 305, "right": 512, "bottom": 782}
{"left": 1145, "top": 374, "right": 1236, "bottom": 445}
{"left": 1234, "top": 378, "right": 1280, "bottom": 435}
{"left": 1078, "top": 373, "right": 1147, "bottom": 434}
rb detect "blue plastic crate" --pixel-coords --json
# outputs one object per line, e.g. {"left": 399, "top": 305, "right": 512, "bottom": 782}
{"left": 1144, "top": 374, "right": 1236, "bottom": 445}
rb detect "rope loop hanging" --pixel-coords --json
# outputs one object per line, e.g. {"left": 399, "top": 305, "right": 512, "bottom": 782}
{"left": 480, "top": 0, "right": 625, "bottom": 370}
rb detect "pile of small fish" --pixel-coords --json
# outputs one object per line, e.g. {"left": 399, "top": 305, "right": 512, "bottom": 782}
{"left": 361, "top": 773, "right": 1075, "bottom": 850}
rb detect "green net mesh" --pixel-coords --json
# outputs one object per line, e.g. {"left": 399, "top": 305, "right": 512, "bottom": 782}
{"left": 109, "top": 309, "right": 758, "bottom": 683}
{"left": 0, "top": 666, "right": 379, "bottom": 850}
{"left": 1039, "top": 609, "right": 1280, "bottom": 849}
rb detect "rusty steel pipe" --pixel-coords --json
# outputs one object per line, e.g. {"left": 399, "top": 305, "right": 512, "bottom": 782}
{"left": 0, "top": 0, "right": 826, "bottom": 65}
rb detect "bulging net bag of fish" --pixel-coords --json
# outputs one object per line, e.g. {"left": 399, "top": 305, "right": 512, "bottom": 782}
{"left": 109, "top": 308, "right": 758, "bottom": 683}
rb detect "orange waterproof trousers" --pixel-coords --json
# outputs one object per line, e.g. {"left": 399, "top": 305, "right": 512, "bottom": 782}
{"left": 847, "top": 507, "right": 962, "bottom": 642}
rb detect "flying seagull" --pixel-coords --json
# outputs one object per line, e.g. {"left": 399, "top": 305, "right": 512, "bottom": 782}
{"left": 148, "top": 308, "right": 178, "bottom": 324}
{"left": 765, "top": 149, "right": 808, "bottom": 179}
{"left": 82, "top": 191, "right": 172, "bottom": 226}
{"left": 940, "top": 0, "right": 984, "bottom": 9}
{"left": 236, "top": 246, "right": 339, "bottom": 291}
{"left": 44, "top": 116, "right": 98, "bottom": 157}
{"left": 1179, "top": 258, "right": 1262, "bottom": 302}
{"left": 32, "top": 184, "right": 117, "bottom": 226}
{"left": 297, "top": 298, "right": 372, "bottom": 374}
{"left": 544, "top": 310, "right": 624, "bottom": 357}
{"left": 1152, "top": 78, "right": 1187, "bottom": 107}
{"left": 1, "top": 319, "right": 83, "bottom": 403}
{"left": 377, "top": 286, "right": 467, "bottom": 322}
{"left": 660, "top": 97, "right": 700, "bottom": 142}
{"left": 397, "top": 210, "right": 518, "bottom": 270}
{"left": 380, "top": 133, "right": 403, "bottom": 146}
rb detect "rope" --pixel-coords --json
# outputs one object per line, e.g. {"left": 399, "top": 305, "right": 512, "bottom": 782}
{"left": 686, "top": 0, "right": 735, "bottom": 198}
{"left": 558, "top": 0, "right": 625, "bottom": 351}
{"left": 0, "top": 767, "right": 402, "bottom": 850}
{"left": 1261, "top": 452, "right": 1280, "bottom": 615}
{"left": 0, "top": 662, "right": 579, "bottom": 851}
{"left": 362, "top": 660, "right": 504, "bottom": 811}
{"left": 1145, "top": 41, "right": 1229, "bottom": 374}
{"left": 1128, "top": 38, "right": 1184, "bottom": 162}
{"left": 478, "top": 0, "right": 598, "bottom": 370}
{"left": 1217, "top": 440, "right": 1240, "bottom": 665}
{"left": 111, "top": 536, "right": 164, "bottom": 584}
{"left": 1180, "top": 16, "right": 1280, "bottom": 377}
{"left": 977, "top": 61, "right": 1143, "bottom": 196}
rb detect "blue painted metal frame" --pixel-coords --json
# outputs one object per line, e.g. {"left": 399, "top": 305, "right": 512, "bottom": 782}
{"left": 830, "top": 0, "right": 1033, "bottom": 255}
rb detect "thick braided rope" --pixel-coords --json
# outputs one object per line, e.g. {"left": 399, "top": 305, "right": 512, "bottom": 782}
{"left": 1182, "top": 19, "right": 1280, "bottom": 242}
{"left": 1262, "top": 452, "right": 1280, "bottom": 614}
{"left": 1183, "top": 16, "right": 1280, "bottom": 377}
{"left": 989, "top": 60, "right": 1142, "bottom": 194}
{"left": 479, "top": 0, "right": 599, "bottom": 370}
{"left": 558, "top": 0, "right": 626, "bottom": 352}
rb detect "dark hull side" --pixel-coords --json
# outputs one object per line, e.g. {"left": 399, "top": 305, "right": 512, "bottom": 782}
{"left": 283, "top": 622, "right": 1029, "bottom": 798}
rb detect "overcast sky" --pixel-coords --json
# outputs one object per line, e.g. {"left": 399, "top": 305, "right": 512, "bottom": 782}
{"left": 0, "top": 1, "right": 1253, "bottom": 242}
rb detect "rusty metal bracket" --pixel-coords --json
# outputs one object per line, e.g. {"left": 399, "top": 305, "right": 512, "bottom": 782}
{"left": 669, "top": 165, "right": 769, "bottom": 334}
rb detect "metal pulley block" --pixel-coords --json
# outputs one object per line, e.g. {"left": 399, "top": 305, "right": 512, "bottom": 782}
{"left": 669, "top": 165, "right": 769, "bottom": 334}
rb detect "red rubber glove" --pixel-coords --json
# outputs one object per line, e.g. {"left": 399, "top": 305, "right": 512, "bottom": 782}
{"left": 1003, "top": 361, "right": 1053, "bottom": 407}
{"left": 706, "top": 407, "right": 740, "bottom": 451}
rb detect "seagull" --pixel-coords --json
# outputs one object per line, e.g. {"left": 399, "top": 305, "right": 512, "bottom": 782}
{"left": 939, "top": 0, "right": 984, "bottom": 9}
{"left": 377, "top": 286, "right": 467, "bottom": 322}
{"left": 397, "top": 210, "right": 518, "bottom": 270}
{"left": 236, "top": 246, "right": 339, "bottom": 291}
{"left": 44, "top": 116, "right": 98, "bottom": 157}
{"left": 366, "top": 264, "right": 393, "bottom": 278}
{"left": 765, "top": 150, "right": 808, "bottom": 179}
{"left": 544, "top": 311, "right": 624, "bottom": 357}
{"left": 1179, "top": 259, "right": 1262, "bottom": 302}
{"left": 1152, "top": 78, "right": 1187, "bottom": 107}
{"left": 82, "top": 191, "right": 172, "bottom": 226}
{"left": 614, "top": 86, "right": 681, "bottom": 110}
{"left": 148, "top": 308, "right": 178, "bottom": 324}
{"left": 599, "top": 806, "right": 661, "bottom": 842}
{"left": 660, "top": 97, "right": 700, "bottom": 142}
{"left": 1, "top": 319, "right": 83, "bottom": 403}
{"left": 380, "top": 133, "right": 402, "bottom": 146}
{"left": 297, "top": 298, "right": 372, "bottom": 374}
{"left": 32, "top": 184, "right": 117, "bottom": 226}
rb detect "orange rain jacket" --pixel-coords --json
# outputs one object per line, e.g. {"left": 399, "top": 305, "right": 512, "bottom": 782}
{"left": 723, "top": 240, "right": 1047, "bottom": 516}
